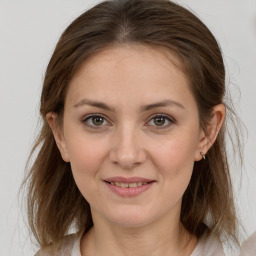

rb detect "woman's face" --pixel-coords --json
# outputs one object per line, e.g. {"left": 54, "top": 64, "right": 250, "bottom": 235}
{"left": 55, "top": 45, "right": 205, "bottom": 227}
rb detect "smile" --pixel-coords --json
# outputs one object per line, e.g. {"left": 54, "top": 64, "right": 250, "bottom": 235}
{"left": 104, "top": 177, "right": 155, "bottom": 197}
{"left": 109, "top": 181, "right": 148, "bottom": 188}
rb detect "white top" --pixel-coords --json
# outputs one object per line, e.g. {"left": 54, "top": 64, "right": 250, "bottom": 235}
{"left": 35, "top": 232, "right": 225, "bottom": 256}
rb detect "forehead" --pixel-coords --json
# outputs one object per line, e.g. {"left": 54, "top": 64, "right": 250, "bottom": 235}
{"left": 74, "top": 44, "right": 185, "bottom": 81}
{"left": 65, "top": 44, "right": 195, "bottom": 110}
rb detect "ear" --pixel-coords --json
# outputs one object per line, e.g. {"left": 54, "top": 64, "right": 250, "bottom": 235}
{"left": 194, "top": 104, "right": 226, "bottom": 161}
{"left": 46, "top": 112, "right": 70, "bottom": 162}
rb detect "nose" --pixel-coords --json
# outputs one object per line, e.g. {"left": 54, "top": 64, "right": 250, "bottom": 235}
{"left": 108, "top": 124, "right": 147, "bottom": 169}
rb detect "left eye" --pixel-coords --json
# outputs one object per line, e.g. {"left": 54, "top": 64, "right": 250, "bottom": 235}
{"left": 82, "top": 115, "right": 108, "bottom": 127}
{"left": 147, "top": 115, "right": 174, "bottom": 128}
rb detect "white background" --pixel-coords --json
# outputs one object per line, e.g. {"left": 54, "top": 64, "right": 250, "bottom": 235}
{"left": 0, "top": 0, "right": 255, "bottom": 255}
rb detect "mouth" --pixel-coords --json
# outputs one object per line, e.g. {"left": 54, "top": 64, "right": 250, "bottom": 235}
{"left": 104, "top": 181, "right": 154, "bottom": 188}
{"left": 103, "top": 177, "right": 156, "bottom": 197}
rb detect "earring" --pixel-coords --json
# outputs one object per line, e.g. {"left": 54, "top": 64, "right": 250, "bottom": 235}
{"left": 200, "top": 152, "right": 206, "bottom": 160}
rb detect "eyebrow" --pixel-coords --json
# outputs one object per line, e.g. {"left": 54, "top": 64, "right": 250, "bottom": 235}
{"left": 73, "top": 99, "right": 184, "bottom": 111}
{"left": 140, "top": 99, "right": 185, "bottom": 111}
{"left": 73, "top": 99, "right": 115, "bottom": 112}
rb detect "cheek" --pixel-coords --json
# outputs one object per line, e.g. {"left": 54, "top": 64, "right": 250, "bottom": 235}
{"left": 65, "top": 138, "right": 109, "bottom": 209}
{"left": 64, "top": 134, "right": 108, "bottom": 191}
{"left": 150, "top": 132, "right": 198, "bottom": 191}
{"left": 152, "top": 131, "right": 198, "bottom": 166}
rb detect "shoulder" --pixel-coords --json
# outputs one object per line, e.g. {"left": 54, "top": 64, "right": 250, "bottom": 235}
{"left": 191, "top": 236, "right": 225, "bottom": 256}
{"left": 239, "top": 232, "right": 256, "bottom": 256}
{"left": 35, "top": 233, "right": 78, "bottom": 256}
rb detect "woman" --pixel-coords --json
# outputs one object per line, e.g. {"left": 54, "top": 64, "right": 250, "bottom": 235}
{"left": 23, "top": 0, "right": 243, "bottom": 255}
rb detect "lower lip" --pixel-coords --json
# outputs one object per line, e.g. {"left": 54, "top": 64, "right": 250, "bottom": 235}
{"left": 105, "top": 182, "right": 154, "bottom": 197}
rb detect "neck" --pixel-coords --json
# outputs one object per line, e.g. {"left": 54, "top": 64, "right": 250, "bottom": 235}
{"left": 81, "top": 210, "right": 197, "bottom": 256}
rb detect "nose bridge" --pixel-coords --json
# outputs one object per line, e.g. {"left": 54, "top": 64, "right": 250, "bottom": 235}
{"left": 109, "top": 121, "right": 146, "bottom": 168}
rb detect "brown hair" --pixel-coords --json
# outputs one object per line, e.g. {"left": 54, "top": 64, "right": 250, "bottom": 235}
{"left": 22, "top": 0, "right": 242, "bottom": 247}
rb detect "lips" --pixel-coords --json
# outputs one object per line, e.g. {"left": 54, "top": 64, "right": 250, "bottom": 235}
{"left": 104, "top": 176, "right": 155, "bottom": 197}
{"left": 104, "top": 176, "right": 154, "bottom": 183}
{"left": 108, "top": 181, "right": 147, "bottom": 188}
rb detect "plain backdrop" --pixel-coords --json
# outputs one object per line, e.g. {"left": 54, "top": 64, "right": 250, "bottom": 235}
{"left": 0, "top": 1, "right": 255, "bottom": 255}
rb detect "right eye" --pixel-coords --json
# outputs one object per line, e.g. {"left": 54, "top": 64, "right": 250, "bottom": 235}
{"left": 82, "top": 114, "right": 109, "bottom": 128}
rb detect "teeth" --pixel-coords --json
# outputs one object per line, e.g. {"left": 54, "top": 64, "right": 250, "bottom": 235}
{"left": 121, "top": 183, "right": 128, "bottom": 188}
{"left": 128, "top": 183, "right": 137, "bottom": 188}
{"left": 110, "top": 182, "right": 147, "bottom": 187}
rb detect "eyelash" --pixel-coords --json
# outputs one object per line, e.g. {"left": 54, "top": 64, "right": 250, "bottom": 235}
{"left": 81, "top": 113, "right": 175, "bottom": 130}
{"left": 146, "top": 114, "right": 175, "bottom": 129}
{"left": 82, "top": 114, "right": 110, "bottom": 129}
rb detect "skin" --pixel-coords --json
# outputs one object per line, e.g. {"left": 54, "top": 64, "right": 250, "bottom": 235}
{"left": 47, "top": 44, "right": 225, "bottom": 256}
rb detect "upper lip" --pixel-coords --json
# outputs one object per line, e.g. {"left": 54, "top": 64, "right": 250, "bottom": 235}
{"left": 104, "top": 176, "right": 155, "bottom": 183}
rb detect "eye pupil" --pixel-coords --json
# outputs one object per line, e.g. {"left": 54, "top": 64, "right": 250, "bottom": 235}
{"left": 154, "top": 117, "right": 165, "bottom": 126}
{"left": 92, "top": 116, "right": 104, "bottom": 126}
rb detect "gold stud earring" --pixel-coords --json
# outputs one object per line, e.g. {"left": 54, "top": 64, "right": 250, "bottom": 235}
{"left": 200, "top": 152, "right": 206, "bottom": 160}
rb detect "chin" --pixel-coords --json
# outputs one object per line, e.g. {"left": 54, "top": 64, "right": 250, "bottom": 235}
{"left": 105, "top": 207, "right": 156, "bottom": 228}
